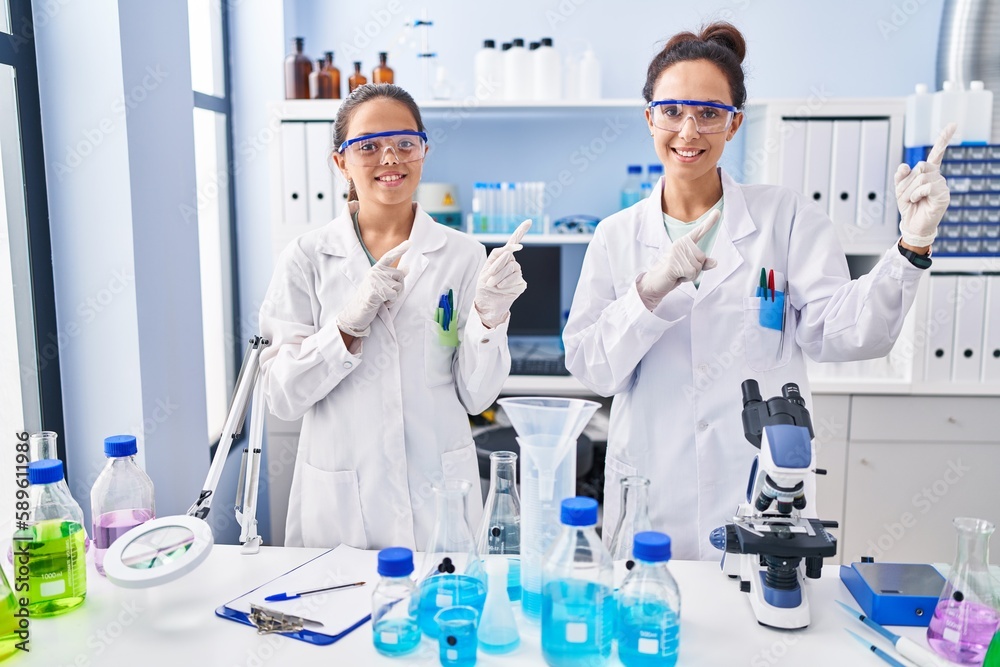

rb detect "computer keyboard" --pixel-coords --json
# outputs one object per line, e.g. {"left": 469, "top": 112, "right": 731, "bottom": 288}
{"left": 510, "top": 356, "right": 570, "bottom": 376}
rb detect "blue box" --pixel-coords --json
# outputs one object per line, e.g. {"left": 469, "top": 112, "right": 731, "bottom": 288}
{"left": 840, "top": 562, "right": 944, "bottom": 627}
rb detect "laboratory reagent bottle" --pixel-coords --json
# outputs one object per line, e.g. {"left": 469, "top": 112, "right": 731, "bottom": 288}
{"left": 474, "top": 40, "right": 503, "bottom": 101}
{"left": 620, "top": 166, "right": 644, "bottom": 209}
{"left": 617, "top": 531, "right": 680, "bottom": 667}
{"left": 373, "top": 51, "right": 394, "bottom": 84}
{"left": 503, "top": 38, "right": 531, "bottom": 100}
{"left": 542, "top": 497, "right": 615, "bottom": 667}
{"left": 643, "top": 165, "right": 663, "bottom": 198}
{"left": 927, "top": 517, "right": 1000, "bottom": 664}
{"left": 904, "top": 83, "right": 933, "bottom": 166}
{"left": 14, "top": 460, "right": 87, "bottom": 617}
{"left": 476, "top": 450, "right": 521, "bottom": 601}
{"left": 608, "top": 476, "right": 652, "bottom": 567}
{"left": 349, "top": 61, "right": 367, "bottom": 93}
{"left": 478, "top": 556, "right": 520, "bottom": 653}
{"left": 372, "top": 547, "right": 422, "bottom": 656}
{"left": 91, "top": 435, "right": 155, "bottom": 576}
{"left": 309, "top": 58, "right": 333, "bottom": 99}
{"left": 323, "top": 51, "right": 342, "bottom": 99}
{"left": 965, "top": 81, "right": 994, "bottom": 145}
{"left": 931, "top": 80, "right": 965, "bottom": 145}
{"left": 0, "top": 566, "right": 20, "bottom": 661}
{"left": 284, "top": 37, "right": 311, "bottom": 100}
{"left": 534, "top": 37, "right": 562, "bottom": 101}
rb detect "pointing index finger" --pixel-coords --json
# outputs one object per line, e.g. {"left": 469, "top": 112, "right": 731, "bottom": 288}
{"left": 926, "top": 123, "right": 957, "bottom": 169}
{"left": 690, "top": 209, "right": 721, "bottom": 243}
{"left": 505, "top": 219, "right": 533, "bottom": 249}
{"left": 376, "top": 239, "right": 412, "bottom": 267}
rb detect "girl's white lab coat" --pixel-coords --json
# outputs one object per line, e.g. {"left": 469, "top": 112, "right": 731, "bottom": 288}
{"left": 564, "top": 170, "right": 925, "bottom": 561}
{"left": 260, "top": 203, "right": 509, "bottom": 550}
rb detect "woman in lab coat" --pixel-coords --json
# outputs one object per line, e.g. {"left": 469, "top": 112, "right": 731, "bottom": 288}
{"left": 260, "top": 84, "right": 531, "bottom": 549}
{"left": 563, "top": 23, "right": 953, "bottom": 560}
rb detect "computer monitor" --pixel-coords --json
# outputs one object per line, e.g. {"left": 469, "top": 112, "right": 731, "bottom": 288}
{"left": 484, "top": 244, "right": 561, "bottom": 336}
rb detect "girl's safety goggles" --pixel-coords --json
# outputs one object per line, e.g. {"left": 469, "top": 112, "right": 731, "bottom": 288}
{"left": 337, "top": 130, "right": 428, "bottom": 166}
{"left": 647, "top": 99, "right": 740, "bottom": 134}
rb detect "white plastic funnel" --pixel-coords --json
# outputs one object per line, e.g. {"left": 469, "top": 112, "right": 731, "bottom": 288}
{"left": 498, "top": 397, "right": 600, "bottom": 500}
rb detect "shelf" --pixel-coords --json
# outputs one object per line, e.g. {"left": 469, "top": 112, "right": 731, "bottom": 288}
{"left": 271, "top": 98, "right": 647, "bottom": 121}
{"left": 470, "top": 233, "right": 592, "bottom": 245}
{"left": 930, "top": 256, "right": 1000, "bottom": 272}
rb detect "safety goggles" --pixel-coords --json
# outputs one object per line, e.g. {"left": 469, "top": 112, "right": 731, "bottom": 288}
{"left": 647, "top": 99, "right": 740, "bottom": 134}
{"left": 337, "top": 130, "right": 428, "bottom": 166}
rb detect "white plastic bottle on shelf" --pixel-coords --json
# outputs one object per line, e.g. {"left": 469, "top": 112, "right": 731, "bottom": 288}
{"left": 534, "top": 37, "right": 562, "bottom": 101}
{"left": 964, "top": 80, "right": 994, "bottom": 145}
{"left": 931, "top": 80, "right": 965, "bottom": 145}
{"left": 474, "top": 39, "right": 503, "bottom": 101}
{"left": 504, "top": 38, "right": 531, "bottom": 101}
{"left": 578, "top": 48, "right": 602, "bottom": 100}
{"left": 904, "top": 83, "right": 934, "bottom": 166}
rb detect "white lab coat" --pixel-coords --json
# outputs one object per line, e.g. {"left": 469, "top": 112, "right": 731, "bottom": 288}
{"left": 564, "top": 170, "right": 925, "bottom": 561}
{"left": 260, "top": 202, "right": 510, "bottom": 550}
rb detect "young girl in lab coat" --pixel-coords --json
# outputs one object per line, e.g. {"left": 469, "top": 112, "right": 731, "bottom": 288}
{"left": 563, "top": 23, "right": 953, "bottom": 560}
{"left": 260, "top": 84, "right": 530, "bottom": 550}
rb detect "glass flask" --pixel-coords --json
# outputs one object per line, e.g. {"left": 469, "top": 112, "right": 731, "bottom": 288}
{"left": 927, "top": 517, "right": 1000, "bottom": 664}
{"left": 372, "top": 547, "right": 421, "bottom": 656}
{"left": 28, "top": 431, "right": 59, "bottom": 462}
{"left": 617, "top": 532, "right": 680, "bottom": 667}
{"left": 476, "top": 451, "right": 521, "bottom": 601}
{"left": 0, "top": 566, "right": 20, "bottom": 661}
{"left": 608, "top": 476, "right": 652, "bottom": 568}
{"left": 541, "top": 497, "right": 614, "bottom": 667}
{"left": 985, "top": 630, "right": 1000, "bottom": 667}
{"left": 478, "top": 556, "right": 519, "bottom": 654}
{"left": 417, "top": 480, "right": 487, "bottom": 638}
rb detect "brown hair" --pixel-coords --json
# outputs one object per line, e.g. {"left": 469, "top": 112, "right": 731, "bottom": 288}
{"left": 642, "top": 22, "right": 747, "bottom": 109}
{"left": 331, "top": 83, "right": 426, "bottom": 201}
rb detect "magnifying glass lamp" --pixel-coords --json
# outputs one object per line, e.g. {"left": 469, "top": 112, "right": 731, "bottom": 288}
{"left": 103, "top": 336, "right": 270, "bottom": 588}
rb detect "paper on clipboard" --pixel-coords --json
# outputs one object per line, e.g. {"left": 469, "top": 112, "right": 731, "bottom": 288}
{"left": 224, "top": 545, "right": 377, "bottom": 635}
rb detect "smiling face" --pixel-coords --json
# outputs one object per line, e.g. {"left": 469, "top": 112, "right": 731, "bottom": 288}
{"left": 332, "top": 98, "right": 426, "bottom": 207}
{"left": 645, "top": 59, "right": 743, "bottom": 187}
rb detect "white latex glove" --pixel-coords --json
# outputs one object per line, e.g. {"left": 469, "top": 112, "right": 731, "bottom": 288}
{"left": 336, "top": 240, "right": 411, "bottom": 337}
{"left": 637, "top": 209, "right": 721, "bottom": 309}
{"left": 895, "top": 123, "right": 955, "bottom": 247}
{"left": 475, "top": 219, "right": 532, "bottom": 328}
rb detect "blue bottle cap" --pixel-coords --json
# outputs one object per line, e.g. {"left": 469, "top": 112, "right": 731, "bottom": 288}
{"left": 378, "top": 547, "right": 414, "bottom": 577}
{"left": 560, "top": 497, "right": 598, "bottom": 526}
{"left": 648, "top": 164, "right": 664, "bottom": 174}
{"left": 104, "top": 435, "right": 138, "bottom": 458}
{"left": 627, "top": 164, "right": 642, "bottom": 174}
{"left": 634, "top": 531, "right": 671, "bottom": 562}
{"left": 28, "top": 459, "right": 64, "bottom": 485}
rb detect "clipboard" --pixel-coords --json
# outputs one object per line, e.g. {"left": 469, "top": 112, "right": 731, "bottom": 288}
{"left": 215, "top": 545, "right": 375, "bottom": 645}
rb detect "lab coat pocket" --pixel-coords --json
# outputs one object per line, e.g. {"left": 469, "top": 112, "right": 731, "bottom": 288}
{"left": 602, "top": 456, "right": 638, "bottom": 548}
{"left": 425, "top": 319, "right": 456, "bottom": 387}
{"left": 742, "top": 297, "right": 792, "bottom": 373}
{"left": 299, "top": 463, "right": 368, "bottom": 550}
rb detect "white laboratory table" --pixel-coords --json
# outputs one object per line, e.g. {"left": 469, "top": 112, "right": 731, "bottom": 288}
{"left": 17, "top": 545, "right": 940, "bottom": 667}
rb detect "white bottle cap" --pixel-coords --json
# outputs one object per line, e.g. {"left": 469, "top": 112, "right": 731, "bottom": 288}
{"left": 971, "top": 80, "right": 985, "bottom": 91}
{"left": 915, "top": 83, "right": 928, "bottom": 94}
{"left": 942, "top": 80, "right": 954, "bottom": 91}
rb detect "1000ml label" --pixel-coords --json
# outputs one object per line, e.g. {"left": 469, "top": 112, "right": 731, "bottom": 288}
{"left": 9, "top": 430, "right": 30, "bottom": 653}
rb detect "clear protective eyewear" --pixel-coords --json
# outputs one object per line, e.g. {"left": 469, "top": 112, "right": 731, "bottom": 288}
{"left": 647, "top": 99, "right": 740, "bottom": 134}
{"left": 338, "top": 130, "right": 428, "bottom": 166}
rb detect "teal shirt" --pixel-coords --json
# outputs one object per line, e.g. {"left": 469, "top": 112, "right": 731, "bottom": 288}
{"left": 662, "top": 197, "right": 724, "bottom": 287}
{"left": 352, "top": 209, "right": 377, "bottom": 266}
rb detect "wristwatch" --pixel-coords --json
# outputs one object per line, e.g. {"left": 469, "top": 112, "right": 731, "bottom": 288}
{"left": 898, "top": 242, "right": 933, "bottom": 269}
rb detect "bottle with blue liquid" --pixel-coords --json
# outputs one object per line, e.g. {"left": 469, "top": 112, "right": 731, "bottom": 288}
{"left": 616, "top": 531, "right": 680, "bottom": 666}
{"left": 541, "top": 497, "right": 614, "bottom": 666}
{"left": 372, "top": 547, "right": 422, "bottom": 656}
{"left": 620, "top": 165, "right": 644, "bottom": 209}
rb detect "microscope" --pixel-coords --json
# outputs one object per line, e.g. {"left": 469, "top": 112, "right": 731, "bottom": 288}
{"left": 710, "top": 379, "right": 838, "bottom": 630}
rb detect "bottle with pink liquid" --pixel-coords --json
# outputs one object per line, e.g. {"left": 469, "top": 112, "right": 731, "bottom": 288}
{"left": 927, "top": 517, "right": 1000, "bottom": 665}
{"left": 90, "top": 435, "right": 155, "bottom": 576}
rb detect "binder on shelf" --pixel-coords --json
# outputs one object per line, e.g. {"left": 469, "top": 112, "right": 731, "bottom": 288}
{"left": 980, "top": 275, "right": 1000, "bottom": 383}
{"left": 829, "top": 120, "right": 862, "bottom": 229}
{"left": 855, "top": 119, "right": 891, "bottom": 236}
{"left": 280, "top": 122, "right": 309, "bottom": 227}
{"left": 305, "top": 122, "right": 335, "bottom": 224}
{"left": 778, "top": 120, "right": 807, "bottom": 193}
{"left": 216, "top": 545, "right": 374, "bottom": 645}
{"left": 951, "top": 275, "right": 987, "bottom": 383}
{"left": 924, "top": 275, "right": 957, "bottom": 383}
{"left": 803, "top": 120, "right": 834, "bottom": 210}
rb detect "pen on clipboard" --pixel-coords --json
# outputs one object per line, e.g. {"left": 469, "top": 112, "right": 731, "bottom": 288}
{"left": 264, "top": 580, "right": 366, "bottom": 602}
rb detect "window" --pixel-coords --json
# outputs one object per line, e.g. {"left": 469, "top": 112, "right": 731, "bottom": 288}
{"left": 1, "top": 1, "right": 62, "bottom": 533}
{"left": 188, "top": 0, "right": 238, "bottom": 443}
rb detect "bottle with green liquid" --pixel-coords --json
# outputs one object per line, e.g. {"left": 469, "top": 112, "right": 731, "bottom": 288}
{"left": 1, "top": 566, "right": 21, "bottom": 661}
{"left": 13, "top": 460, "right": 87, "bottom": 616}
{"left": 984, "top": 630, "right": 1000, "bottom": 667}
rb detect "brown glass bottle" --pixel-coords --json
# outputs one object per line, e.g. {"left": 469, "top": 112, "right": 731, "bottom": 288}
{"left": 349, "top": 61, "right": 367, "bottom": 93}
{"left": 372, "top": 51, "right": 394, "bottom": 84}
{"left": 309, "top": 59, "right": 334, "bottom": 99}
{"left": 324, "top": 51, "right": 342, "bottom": 99}
{"left": 285, "top": 37, "right": 312, "bottom": 99}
